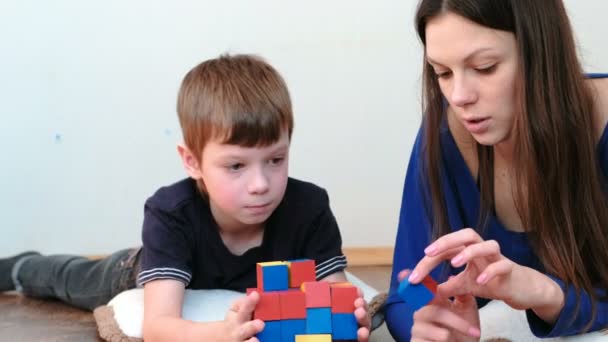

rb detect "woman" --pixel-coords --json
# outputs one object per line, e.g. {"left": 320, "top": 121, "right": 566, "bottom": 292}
{"left": 385, "top": 0, "right": 608, "bottom": 340}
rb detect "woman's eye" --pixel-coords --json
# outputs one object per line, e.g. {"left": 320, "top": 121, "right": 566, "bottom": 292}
{"left": 476, "top": 64, "right": 497, "bottom": 74}
{"left": 435, "top": 70, "right": 452, "bottom": 79}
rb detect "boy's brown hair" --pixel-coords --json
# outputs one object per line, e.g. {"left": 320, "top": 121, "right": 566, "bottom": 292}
{"left": 177, "top": 54, "right": 294, "bottom": 165}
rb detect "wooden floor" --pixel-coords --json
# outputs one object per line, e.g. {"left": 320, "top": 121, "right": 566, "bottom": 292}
{"left": 0, "top": 266, "right": 393, "bottom": 341}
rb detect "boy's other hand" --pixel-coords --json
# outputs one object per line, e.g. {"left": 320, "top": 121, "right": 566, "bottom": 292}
{"left": 222, "top": 291, "right": 264, "bottom": 341}
{"left": 355, "top": 287, "right": 371, "bottom": 342}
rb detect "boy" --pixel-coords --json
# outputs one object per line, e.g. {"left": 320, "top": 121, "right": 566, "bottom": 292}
{"left": 1, "top": 54, "right": 370, "bottom": 341}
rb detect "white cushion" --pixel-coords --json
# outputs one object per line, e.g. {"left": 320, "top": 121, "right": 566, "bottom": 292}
{"left": 108, "top": 271, "right": 379, "bottom": 338}
{"left": 479, "top": 300, "right": 606, "bottom": 341}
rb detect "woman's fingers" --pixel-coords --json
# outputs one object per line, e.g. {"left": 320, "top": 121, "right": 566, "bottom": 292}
{"left": 413, "top": 303, "right": 480, "bottom": 338}
{"left": 476, "top": 258, "right": 513, "bottom": 285}
{"left": 409, "top": 246, "right": 464, "bottom": 283}
{"left": 450, "top": 240, "right": 501, "bottom": 268}
{"left": 411, "top": 320, "right": 451, "bottom": 341}
{"left": 425, "top": 228, "right": 483, "bottom": 257}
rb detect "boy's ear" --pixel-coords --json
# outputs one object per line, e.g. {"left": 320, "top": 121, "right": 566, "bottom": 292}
{"left": 177, "top": 143, "right": 203, "bottom": 180}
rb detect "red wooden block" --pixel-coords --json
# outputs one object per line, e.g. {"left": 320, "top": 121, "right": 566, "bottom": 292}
{"left": 422, "top": 275, "right": 438, "bottom": 294}
{"left": 301, "top": 281, "right": 331, "bottom": 308}
{"left": 279, "top": 290, "right": 307, "bottom": 319}
{"left": 256, "top": 263, "right": 265, "bottom": 291}
{"left": 254, "top": 291, "right": 281, "bottom": 320}
{"left": 289, "top": 259, "right": 316, "bottom": 288}
{"left": 331, "top": 284, "right": 358, "bottom": 313}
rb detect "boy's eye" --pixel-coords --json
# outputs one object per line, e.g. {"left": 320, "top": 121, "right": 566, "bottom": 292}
{"left": 269, "top": 157, "right": 284, "bottom": 165}
{"left": 227, "top": 163, "right": 244, "bottom": 171}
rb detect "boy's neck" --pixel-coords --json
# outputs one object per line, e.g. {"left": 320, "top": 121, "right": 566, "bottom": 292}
{"left": 218, "top": 224, "right": 265, "bottom": 256}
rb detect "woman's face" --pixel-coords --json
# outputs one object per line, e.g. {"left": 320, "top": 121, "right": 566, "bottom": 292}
{"left": 425, "top": 12, "right": 519, "bottom": 147}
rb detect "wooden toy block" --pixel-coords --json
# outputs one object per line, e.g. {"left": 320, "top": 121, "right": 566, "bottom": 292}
{"left": 305, "top": 307, "right": 332, "bottom": 334}
{"left": 257, "top": 261, "right": 289, "bottom": 291}
{"left": 288, "top": 259, "right": 316, "bottom": 288}
{"left": 422, "top": 274, "right": 439, "bottom": 293}
{"left": 301, "top": 281, "right": 331, "bottom": 308}
{"left": 280, "top": 289, "right": 307, "bottom": 319}
{"left": 331, "top": 312, "right": 358, "bottom": 340}
{"left": 256, "top": 320, "right": 281, "bottom": 342}
{"left": 295, "top": 335, "right": 332, "bottom": 342}
{"left": 397, "top": 275, "right": 437, "bottom": 312}
{"left": 280, "top": 319, "right": 306, "bottom": 341}
{"left": 330, "top": 284, "right": 358, "bottom": 313}
{"left": 254, "top": 291, "right": 281, "bottom": 321}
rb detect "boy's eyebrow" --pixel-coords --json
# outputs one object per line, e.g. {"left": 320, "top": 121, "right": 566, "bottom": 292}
{"left": 219, "top": 142, "right": 289, "bottom": 159}
{"left": 426, "top": 47, "right": 496, "bottom": 66}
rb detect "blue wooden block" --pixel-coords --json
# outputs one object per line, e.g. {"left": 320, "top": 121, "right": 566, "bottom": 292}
{"left": 281, "top": 319, "right": 306, "bottom": 341}
{"left": 306, "top": 307, "right": 332, "bottom": 334}
{"left": 332, "top": 313, "right": 358, "bottom": 340}
{"left": 263, "top": 264, "right": 289, "bottom": 291}
{"left": 256, "top": 320, "right": 281, "bottom": 342}
{"left": 397, "top": 278, "right": 434, "bottom": 311}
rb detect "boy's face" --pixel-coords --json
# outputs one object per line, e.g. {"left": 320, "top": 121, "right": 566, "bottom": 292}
{"left": 197, "top": 130, "right": 290, "bottom": 231}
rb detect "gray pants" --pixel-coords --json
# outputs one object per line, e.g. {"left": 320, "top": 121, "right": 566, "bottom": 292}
{"left": 15, "top": 248, "right": 141, "bottom": 311}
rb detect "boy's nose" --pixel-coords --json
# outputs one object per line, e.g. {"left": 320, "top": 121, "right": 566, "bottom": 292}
{"left": 248, "top": 168, "right": 269, "bottom": 194}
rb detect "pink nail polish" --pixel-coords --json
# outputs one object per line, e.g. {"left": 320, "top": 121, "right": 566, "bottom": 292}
{"left": 424, "top": 245, "right": 437, "bottom": 255}
{"left": 451, "top": 255, "right": 463, "bottom": 266}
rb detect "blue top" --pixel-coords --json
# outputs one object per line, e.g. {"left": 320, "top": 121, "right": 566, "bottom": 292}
{"left": 385, "top": 73, "right": 608, "bottom": 340}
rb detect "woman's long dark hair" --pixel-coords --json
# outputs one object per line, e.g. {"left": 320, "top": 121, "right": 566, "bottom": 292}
{"left": 415, "top": 0, "right": 608, "bottom": 331}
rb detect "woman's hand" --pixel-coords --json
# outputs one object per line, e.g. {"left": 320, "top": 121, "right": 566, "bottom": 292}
{"left": 399, "top": 270, "right": 481, "bottom": 342}
{"left": 408, "top": 228, "right": 565, "bottom": 322}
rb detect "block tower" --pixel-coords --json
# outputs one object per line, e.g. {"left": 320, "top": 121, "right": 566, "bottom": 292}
{"left": 251, "top": 259, "right": 358, "bottom": 342}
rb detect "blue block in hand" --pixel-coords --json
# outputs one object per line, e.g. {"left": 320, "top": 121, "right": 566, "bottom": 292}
{"left": 332, "top": 313, "right": 358, "bottom": 340}
{"left": 263, "top": 264, "right": 289, "bottom": 291}
{"left": 281, "top": 319, "right": 306, "bottom": 341}
{"left": 306, "top": 307, "right": 332, "bottom": 334}
{"left": 397, "top": 277, "right": 435, "bottom": 311}
{"left": 256, "top": 320, "right": 281, "bottom": 342}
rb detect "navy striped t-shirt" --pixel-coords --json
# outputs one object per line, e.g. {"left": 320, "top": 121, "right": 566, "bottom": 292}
{"left": 137, "top": 177, "right": 347, "bottom": 291}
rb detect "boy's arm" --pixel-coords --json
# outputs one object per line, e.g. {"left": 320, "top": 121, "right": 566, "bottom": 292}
{"left": 320, "top": 271, "right": 347, "bottom": 283}
{"left": 143, "top": 279, "right": 263, "bottom": 342}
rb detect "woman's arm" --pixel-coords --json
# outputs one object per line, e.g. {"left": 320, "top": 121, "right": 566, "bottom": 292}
{"left": 385, "top": 128, "right": 447, "bottom": 341}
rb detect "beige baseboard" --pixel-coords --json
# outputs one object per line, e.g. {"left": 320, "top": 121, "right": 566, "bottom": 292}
{"left": 343, "top": 247, "right": 394, "bottom": 266}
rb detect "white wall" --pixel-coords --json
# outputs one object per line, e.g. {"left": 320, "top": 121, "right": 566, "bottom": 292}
{"left": 0, "top": 1, "right": 606, "bottom": 255}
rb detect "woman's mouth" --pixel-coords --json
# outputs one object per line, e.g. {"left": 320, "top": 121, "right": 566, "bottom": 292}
{"left": 463, "top": 117, "right": 490, "bottom": 134}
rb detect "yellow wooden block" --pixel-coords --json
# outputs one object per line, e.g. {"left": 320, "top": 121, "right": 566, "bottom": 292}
{"left": 257, "top": 261, "right": 288, "bottom": 267}
{"left": 295, "top": 335, "right": 332, "bottom": 342}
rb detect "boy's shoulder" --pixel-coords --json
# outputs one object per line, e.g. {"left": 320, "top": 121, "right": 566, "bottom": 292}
{"left": 283, "top": 177, "right": 330, "bottom": 209}
{"left": 145, "top": 178, "right": 201, "bottom": 212}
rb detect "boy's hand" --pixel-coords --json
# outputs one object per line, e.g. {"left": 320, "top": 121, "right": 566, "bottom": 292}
{"left": 355, "top": 288, "right": 371, "bottom": 342}
{"left": 222, "top": 291, "right": 265, "bottom": 341}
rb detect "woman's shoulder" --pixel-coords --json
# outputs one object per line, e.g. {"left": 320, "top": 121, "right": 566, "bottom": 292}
{"left": 588, "top": 76, "right": 608, "bottom": 141}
